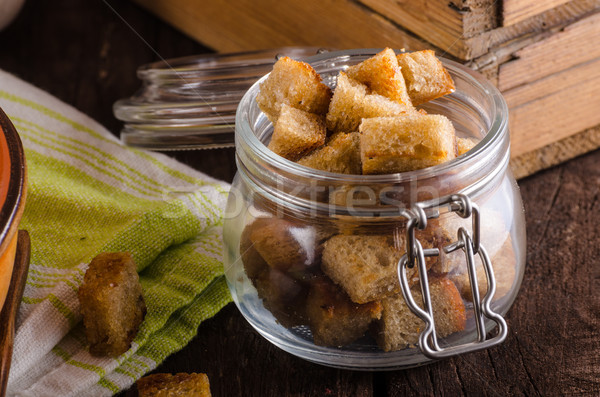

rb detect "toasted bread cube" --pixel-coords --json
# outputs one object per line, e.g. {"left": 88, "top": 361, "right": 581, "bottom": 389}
{"left": 78, "top": 252, "right": 146, "bottom": 357}
{"left": 457, "top": 136, "right": 478, "bottom": 156}
{"left": 328, "top": 184, "right": 379, "bottom": 207}
{"left": 268, "top": 104, "right": 327, "bottom": 161}
{"left": 306, "top": 276, "right": 382, "bottom": 346}
{"left": 346, "top": 47, "right": 412, "bottom": 107}
{"left": 256, "top": 56, "right": 332, "bottom": 123}
{"left": 326, "top": 72, "right": 413, "bottom": 134}
{"left": 321, "top": 232, "right": 446, "bottom": 304}
{"left": 396, "top": 50, "right": 455, "bottom": 106}
{"left": 328, "top": 182, "right": 452, "bottom": 208}
{"left": 241, "top": 219, "right": 309, "bottom": 327}
{"left": 137, "top": 373, "right": 211, "bottom": 397}
{"left": 254, "top": 267, "right": 309, "bottom": 328}
{"left": 448, "top": 237, "right": 517, "bottom": 302}
{"left": 239, "top": 218, "right": 270, "bottom": 280}
{"left": 297, "top": 131, "right": 361, "bottom": 174}
{"left": 360, "top": 114, "right": 457, "bottom": 174}
{"left": 242, "top": 217, "right": 328, "bottom": 328}
{"left": 374, "top": 277, "right": 466, "bottom": 352}
{"left": 247, "top": 217, "right": 323, "bottom": 277}
{"left": 321, "top": 234, "right": 421, "bottom": 304}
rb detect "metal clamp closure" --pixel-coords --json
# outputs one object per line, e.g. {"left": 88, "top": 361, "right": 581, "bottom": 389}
{"left": 397, "top": 193, "right": 507, "bottom": 359}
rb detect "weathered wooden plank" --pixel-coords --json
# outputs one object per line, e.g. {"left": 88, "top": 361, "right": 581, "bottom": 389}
{"left": 457, "top": 0, "right": 501, "bottom": 36}
{"left": 468, "top": 0, "right": 600, "bottom": 62}
{"left": 511, "top": 124, "right": 600, "bottom": 179}
{"left": 498, "top": 11, "right": 600, "bottom": 91}
{"left": 361, "top": 0, "right": 598, "bottom": 60}
{"left": 516, "top": 149, "right": 600, "bottom": 395}
{"left": 357, "top": 0, "right": 498, "bottom": 58}
{"left": 132, "top": 0, "right": 600, "bottom": 62}
{"left": 131, "top": 0, "right": 433, "bottom": 54}
{"left": 508, "top": 60, "right": 600, "bottom": 157}
{"left": 359, "top": 0, "right": 467, "bottom": 38}
{"left": 503, "top": 0, "right": 572, "bottom": 26}
{"left": 503, "top": 56, "right": 600, "bottom": 109}
{"left": 467, "top": 31, "right": 553, "bottom": 85}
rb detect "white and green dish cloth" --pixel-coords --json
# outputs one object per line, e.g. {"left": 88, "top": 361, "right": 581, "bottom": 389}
{"left": 0, "top": 69, "right": 233, "bottom": 396}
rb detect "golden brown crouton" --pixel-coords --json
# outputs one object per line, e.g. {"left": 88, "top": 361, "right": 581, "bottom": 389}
{"left": 256, "top": 56, "right": 332, "bottom": 123}
{"left": 268, "top": 104, "right": 327, "bottom": 161}
{"left": 374, "top": 277, "right": 466, "bottom": 352}
{"left": 239, "top": 218, "right": 270, "bottom": 280}
{"left": 137, "top": 372, "right": 211, "bottom": 397}
{"left": 254, "top": 267, "right": 309, "bottom": 328}
{"left": 321, "top": 234, "right": 418, "bottom": 304}
{"left": 396, "top": 50, "right": 455, "bottom": 106}
{"left": 326, "top": 72, "right": 413, "bottom": 134}
{"left": 247, "top": 216, "right": 322, "bottom": 276}
{"left": 306, "top": 276, "right": 382, "bottom": 347}
{"left": 240, "top": 217, "right": 333, "bottom": 327}
{"left": 359, "top": 114, "right": 457, "bottom": 174}
{"left": 297, "top": 131, "right": 361, "bottom": 174}
{"left": 320, "top": 230, "right": 449, "bottom": 304}
{"left": 346, "top": 47, "right": 412, "bottom": 107}
{"left": 457, "top": 136, "right": 478, "bottom": 156}
{"left": 78, "top": 252, "right": 146, "bottom": 357}
{"left": 328, "top": 184, "right": 379, "bottom": 207}
{"left": 447, "top": 236, "right": 517, "bottom": 303}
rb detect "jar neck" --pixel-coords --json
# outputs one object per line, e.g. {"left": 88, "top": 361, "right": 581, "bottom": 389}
{"left": 236, "top": 138, "right": 509, "bottom": 217}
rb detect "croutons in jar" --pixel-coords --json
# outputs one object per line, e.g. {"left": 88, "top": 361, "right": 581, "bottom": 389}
{"left": 224, "top": 48, "right": 525, "bottom": 370}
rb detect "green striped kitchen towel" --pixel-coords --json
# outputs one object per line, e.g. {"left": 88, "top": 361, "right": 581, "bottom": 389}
{"left": 0, "top": 69, "right": 233, "bottom": 396}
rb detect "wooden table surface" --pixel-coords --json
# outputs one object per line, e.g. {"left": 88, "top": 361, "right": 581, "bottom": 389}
{"left": 1, "top": 2, "right": 598, "bottom": 396}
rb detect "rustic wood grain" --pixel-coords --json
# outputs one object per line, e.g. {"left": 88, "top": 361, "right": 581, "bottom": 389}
{"left": 131, "top": 0, "right": 434, "bottom": 56}
{"left": 517, "top": 153, "right": 600, "bottom": 396}
{"left": 498, "top": 11, "right": 600, "bottom": 91}
{"left": 358, "top": 0, "right": 498, "bottom": 58}
{"left": 467, "top": 0, "right": 600, "bottom": 71}
{"left": 0, "top": 1, "right": 598, "bottom": 396}
{"left": 131, "top": 0, "right": 600, "bottom": 61}
{"left": 506, "top": 57, "right": 600, "bottom": 157}
{"left": 502, "top": 0, "right": 572, "bottom": 26}
{"left": 511, "top": 124, "right": 600, "bottom": 179}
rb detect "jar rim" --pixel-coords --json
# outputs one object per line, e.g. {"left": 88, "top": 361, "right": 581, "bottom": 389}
{"left": 235, "top": 48, "right": 509, "bottom": 186}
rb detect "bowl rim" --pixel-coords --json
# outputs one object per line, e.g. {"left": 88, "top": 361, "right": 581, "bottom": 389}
{"left": 0, "top": 106, "right": 27, "bottom": 256}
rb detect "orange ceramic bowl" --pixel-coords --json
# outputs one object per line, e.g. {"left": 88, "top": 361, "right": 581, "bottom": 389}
{"left": 0, "top": 107, "right": 26, "bottom": 313}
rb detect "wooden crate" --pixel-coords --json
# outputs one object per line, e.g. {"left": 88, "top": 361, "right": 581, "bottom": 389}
{"left": 133, "top": 0, "right": 600, "bottom": 178}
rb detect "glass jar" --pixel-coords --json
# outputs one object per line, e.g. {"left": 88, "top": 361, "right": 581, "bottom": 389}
{"left": 113, "top": 47, "right": 324, "bottom": 150}
{"left": 223, "top": 49, "right": 526, "bottom": 370}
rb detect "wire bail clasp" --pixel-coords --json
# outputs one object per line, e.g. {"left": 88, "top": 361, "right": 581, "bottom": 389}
{"left": 397, "top": 194, "right": 508, "bottom": 359}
